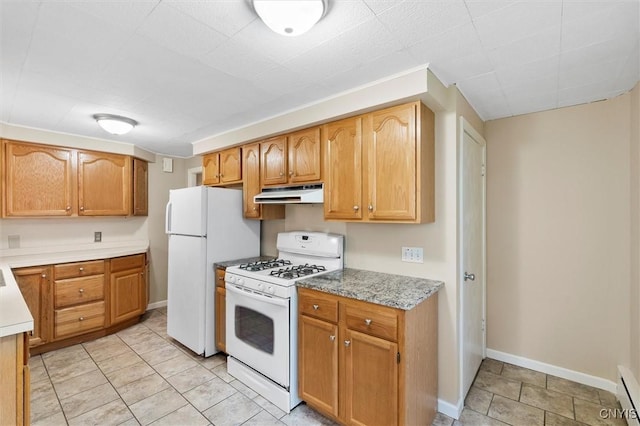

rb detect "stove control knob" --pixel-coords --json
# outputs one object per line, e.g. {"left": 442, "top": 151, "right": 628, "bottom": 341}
{"left": 268, "top": 286, "right": 275, "bottom": 294}
{"left": 227, "top": 276, "right": 235, "bottom": 284}
{"left": 237, "top": 278, "right": 244, "bottom": 285}
{"left": 257, "top": 283, "right": 263, "bottom": 290}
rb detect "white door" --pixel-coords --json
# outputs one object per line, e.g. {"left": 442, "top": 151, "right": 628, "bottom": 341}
{"left": 459, "top": 118, "right": 487, "bottom": 400}
{"left": 167, "top": 234, "right": 207, "bottom": 354}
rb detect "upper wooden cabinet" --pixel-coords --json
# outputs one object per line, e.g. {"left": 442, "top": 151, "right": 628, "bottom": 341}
{"left": 3, "top": 142, "right": 75, "bottom": 217}
{"left": 242, "top": 143, "right": 285, "bottom": 220}
{"left": 78, "top": 151, "right": 131, "bottom": 216}
{"left": 203, "top": 147, "right": 242, "bottom": 186}
{"left": 260, "top": 128, "right": 322, "bottom": 187}
{"left": 2, "top": 139, "right": 147, "bottom": 217}
{"left": 133, "top": 158, "right": 148, "bottom": 216}
{"left": 324, "top": 101, "right": 435, "bottom": 224}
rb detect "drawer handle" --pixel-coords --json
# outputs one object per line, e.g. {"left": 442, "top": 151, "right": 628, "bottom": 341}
{"left": 329, "top": 335, "right": 335, "bottom": 342}
{"left": 344, "top": 340, "right": 351, "bottom": 347}
{"left": 79, "top": 267, "right": 84, "bottom": 272}
{"left": 79, "top": 288, "right": 84, "bottom": 294}
{"left": 364, "top": 318, "right": 372, "bottom": 326}
{"left": 79, "top": 317, "right": 85, "bottom": 321}
{"left": 312, "top": 304, "right": 319, "bottom": 310}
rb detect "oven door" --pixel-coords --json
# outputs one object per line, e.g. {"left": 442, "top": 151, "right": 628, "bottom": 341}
{"left": 225, "top": 283, "right": 290, "bottom": 387}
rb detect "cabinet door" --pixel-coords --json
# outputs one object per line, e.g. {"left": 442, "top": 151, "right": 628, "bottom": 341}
{"left": 299, "top": 315, "right": 339, "bottom": 418}
{"left": 110, "top": 269, "right": 143, "bottom": 324}
{"left": 13, "top": 266, "right": 52, "bottom": 347}
{"left": 260, "top": 136, "right": 287, "bottom": 186}
{"left": 78, "top": 151, "right": 132, "bottom": 216}
{"left": 364, "top": 103, "right": 417, "bottom": 221}
{"left": 288, "top": 127, "right": 321, "bottom": 183}
{"left": 344, "top": 329, "right": 398, "bottom": 426}
{"left": 242, "top": 143, "right": 262, "bottom": 219}
{"left": 133, "top": 158, "right": 148, "bottom": 216}
{"left": 219, "top": 147, "right": 242, "bottom": 184}
{"left": 202, "top": 153, "right": 220, "bottom": 185}
{"left": 215, "top": 286, "right": 226, "bottom": 353}
{"left": 323, "top": 117, "right": 363, "bottom": 220}
{"left": 4, "top": 141, "right": 75, "bottom": 217}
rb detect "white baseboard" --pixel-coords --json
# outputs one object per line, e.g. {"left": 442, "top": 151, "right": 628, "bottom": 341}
{"left": 147, "top": 300, "right": 167, "bottom": 310}
{"left": 487, "top": 348, "right": 617, "bottom": 394}
{"left": 618, "top": 365, "right": 640, "bottom": 425}
{"left": 438, "top": 397, "right": 463, "bottom": 420}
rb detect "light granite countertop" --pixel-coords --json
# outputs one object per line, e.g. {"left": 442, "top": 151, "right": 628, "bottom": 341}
{"left": 297, "top": 268, "right": 444, "bottom": 310}
{"left": 0, "top": 240, "right": 149, "bottom": 338}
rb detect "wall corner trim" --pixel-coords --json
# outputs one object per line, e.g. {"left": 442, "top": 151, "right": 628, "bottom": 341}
{"left": 486, "top": 348, "right": 617, "bottom": 393}
{"left": 438, "top": 397, "right": 463, "bottom": 420}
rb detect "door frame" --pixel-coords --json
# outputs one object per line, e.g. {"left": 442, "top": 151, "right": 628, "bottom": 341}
{"left": 457, "top": 116, "right": 487, "bottom": 405}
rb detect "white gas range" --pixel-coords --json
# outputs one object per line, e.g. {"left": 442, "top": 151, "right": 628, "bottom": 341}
{"left": 224, "top": 232, "right": 344, "bottom": 413}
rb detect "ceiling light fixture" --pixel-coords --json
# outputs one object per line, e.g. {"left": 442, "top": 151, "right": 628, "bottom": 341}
{"left": 93, "top": 113, "right": 138, "bottom": 135}
{"left": 253, "top": 0, "right": 327, "bottom": 37}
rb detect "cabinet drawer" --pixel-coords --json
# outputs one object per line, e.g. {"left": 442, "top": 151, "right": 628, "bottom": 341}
{"left": 54, "top": 260, "right": 104, "bottom": 280}
{"left": 299, "top": 289, "right": 338, "bottom": 323}
{"left": 54, "top": 301, "right": 105, "bottom": 339}
{"left": 110, "top": 254, "right": 145, "bottom": 273}
{"left": 215, "top": 268, "right": 226, "bottom": 288}
{"left": 344, "top": 304, "right": 398, "bottom": 342}
{"left": 54, "top": 275, "right": 104, "bottom": 308}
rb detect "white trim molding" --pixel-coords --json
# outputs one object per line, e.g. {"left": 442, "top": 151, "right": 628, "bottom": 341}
{"left": 487, "top": 348, "right": 617, "bottom": 394}
{"left": 618, "top": 365, "right": 640, "bottom": 425}
{"left": 147, "top": 300, "right": 167, "bottom": 310}
{"left": 438, "top": 397, "right": 463, "bottom": 420}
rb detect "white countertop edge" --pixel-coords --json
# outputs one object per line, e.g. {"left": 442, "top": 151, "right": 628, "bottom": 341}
{"left": 0, "top": 319, "right": 34, "bottom": 338}
{"left": 0, "top": 240, "right": 149, "bottom": 268}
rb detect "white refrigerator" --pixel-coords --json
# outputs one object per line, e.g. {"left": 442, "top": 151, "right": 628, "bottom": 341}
{"left": 165, "top": 186, "right": 260, "bottom": 356}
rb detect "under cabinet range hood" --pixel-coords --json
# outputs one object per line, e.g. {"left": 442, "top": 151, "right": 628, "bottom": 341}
{"left": 254, "top": 183, "right": 323, "bottom": 204}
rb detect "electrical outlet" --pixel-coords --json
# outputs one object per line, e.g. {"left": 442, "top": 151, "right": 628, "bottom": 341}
{"left": 94, "top": 232, "right": 102, "bottom": 242}
{"left": 401, "top": 247, "right": 424, "bottom": 263}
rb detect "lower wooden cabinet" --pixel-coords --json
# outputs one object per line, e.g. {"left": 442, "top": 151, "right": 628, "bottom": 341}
{"left": 298, "top": 287, "right": 438, "bottom": 426}
{"left": 12, "top": 266, "right": 52, "bottom": 348}
{"left": 11, "top": 252, "right": 147, "bottom": 355}
{"left": 110, "top": 254, "right": 146, "bottom": 325}
{"left": 0, "top": 332, "right": 29, "bottom": 425}
{"left": 215, "top": 267, "right": 226, "bottom": 353}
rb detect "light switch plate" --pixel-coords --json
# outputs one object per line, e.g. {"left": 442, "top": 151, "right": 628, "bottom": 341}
{"left": 401, "top": 247, "right": 424, "bottom": 263}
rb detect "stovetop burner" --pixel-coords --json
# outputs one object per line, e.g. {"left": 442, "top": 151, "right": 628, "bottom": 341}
{"left": 269, "top": 264, "right": 327, "bottom": 280}
{"left": 238, "top": 259, "right": 292, "bottom": 272}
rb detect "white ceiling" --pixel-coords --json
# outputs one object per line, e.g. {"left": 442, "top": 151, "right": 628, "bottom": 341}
{"left": 1, "top": 0, "right": 638, "bottom": 157}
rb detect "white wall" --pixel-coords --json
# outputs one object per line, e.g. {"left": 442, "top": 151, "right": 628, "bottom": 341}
{"left": 485, "top": 94, "right": 632, "bottom": 382}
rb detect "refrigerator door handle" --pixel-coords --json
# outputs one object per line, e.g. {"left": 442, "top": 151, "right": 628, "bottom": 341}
{"left": 165, "top": 202, "right": 172, "bottom": 234}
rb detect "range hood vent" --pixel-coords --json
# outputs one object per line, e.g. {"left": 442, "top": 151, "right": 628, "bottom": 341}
{"left": 254, "top": 183, "right": 324, "bottom": 204}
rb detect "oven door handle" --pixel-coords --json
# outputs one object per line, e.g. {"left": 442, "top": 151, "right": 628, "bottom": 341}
{"left": 225, "top": 283, "right": 289, "bottom": 308}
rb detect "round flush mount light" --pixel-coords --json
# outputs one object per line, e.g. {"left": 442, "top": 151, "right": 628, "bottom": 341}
{"left": 93, "top": 113, "right": 138, "bottom": 135}
{"left": 253, "top": 0, "right": 327, "bottom": 37}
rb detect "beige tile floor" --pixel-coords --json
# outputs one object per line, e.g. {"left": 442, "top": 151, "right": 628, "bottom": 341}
{"left": 30, "top": 307, "right": 623, "bottom": 426}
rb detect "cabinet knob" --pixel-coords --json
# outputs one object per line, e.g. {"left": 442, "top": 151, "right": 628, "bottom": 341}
{"left": 289, "top": 171, "right": 294, "bottom": 176}
{"left": 79, "top": 317, "right": 85, "bottom": 321}
{"left": 79, "top": 267, "right": 84, "bottom": 272}
{"left": 312, "top": 304, "right": 319, "bottom": 310}
{"left": 368, "top": 205, "right": 373, "bottom": 211}
{"left": 253, "top": 207, "right": 257, "bottom": 211}
{"left": 279, "top": 172, "right": 284, "bottom": 177}
{"left": 329, "top": 335, "right": 336, "bottom": 342}
{"left": 215, "top": 174, "right": 220, "bottom": 178}
{"left": 220, "top": 174, "right": 224, "bottom": 178}
{"left": 353, "top": 206, "right": 359, "bottom": 211}
{"left": 79, "top": 288, "right": 84, "bottom": 293}
{"left": 364, "top": 318, "right": 372, "bottom": 326}
{"left": 80, "top": 206, "right": 84, "bottom": 211}
{"left": 344, "top": 340, "right": 351, "bottom": 347}
{"left": 66, "top": 206, "right": 71, "bottom": 211}
{"left": 41, "top": 274, "right": 46, "bottom": 278}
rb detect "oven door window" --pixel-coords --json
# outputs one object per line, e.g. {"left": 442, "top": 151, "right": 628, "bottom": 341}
{"left": 235, "top": 306, "right": 274, "bottom": 354}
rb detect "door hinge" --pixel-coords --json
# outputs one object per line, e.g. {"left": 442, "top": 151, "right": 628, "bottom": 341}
{"left": 481, "top": 318, "right": 486, "bottom": 332}
{"left": 481, "top": 164, "right": 486, "bottom": 177}
{"left": 397, "top": 352, "right": 400, "bottom": 364}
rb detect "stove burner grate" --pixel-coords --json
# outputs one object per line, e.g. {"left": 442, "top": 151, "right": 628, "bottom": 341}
{"left": 238, "top": 259, "right": 292, "bottom": 272}
{"left": 269, "top": 264, "right": 326, "bottom": 279}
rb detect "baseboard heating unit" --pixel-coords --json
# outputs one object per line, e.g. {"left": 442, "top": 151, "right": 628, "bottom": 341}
{"left": 618, "top": 366, "right": 640, "bottom": 426}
